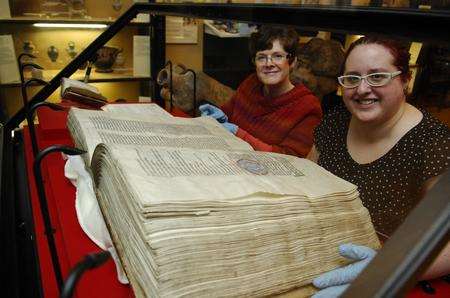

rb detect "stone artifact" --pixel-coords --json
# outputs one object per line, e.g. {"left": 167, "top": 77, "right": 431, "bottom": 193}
{"left": 47, "top": 45, "right": 59, "bottom": 62}
{"left": 114, "top": 52, "right": 125, "bottom": 68}
{"left": 23, "top": 40, "right": 36, "bottom": 55}
{"left": 112, "top": 0, "right": 123, "bottom": 11}
{"left": 66, "top": 41, "right": 78, "bottom": 59}
{"left": 211, "top": 20, "right": 239, "bottom": 34}
{"left": 22, "top": 41, "right": 38, "bottom": 64}
{"left": 94, "top": 46, "right": 122, "bottom": 73}
{"left": 292, "top": 37, "right": 345, "bottom": 99}
{"left": 156, "top": 38, "right": 345, "bottom": 113}
{"left": 157, "top": 63, "right": 235, "bottom": 113}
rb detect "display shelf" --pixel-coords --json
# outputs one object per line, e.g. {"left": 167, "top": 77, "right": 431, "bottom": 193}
{"left": 1, "top": 69, "right": 151, "bottom": 87}
{"left": 203, "top": 20, "right": 254, "bottom": 38}
{"left": 0, "top": 16, "right": 150, "bottom": 26}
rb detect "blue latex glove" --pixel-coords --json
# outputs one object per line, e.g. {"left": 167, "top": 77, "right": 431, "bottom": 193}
{"left": 198, "top": 104, "right": 228, "bottom": 123}
{"left": 199, "top": 104, "right": 238, "bottom": 134}
{"left": 222, "top": 122, "right": 238, "bottom": 134}
{"left": 312, "top": 243, "right": 377, "bottom": 298}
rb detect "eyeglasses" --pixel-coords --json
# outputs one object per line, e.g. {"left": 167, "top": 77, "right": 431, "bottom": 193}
{"left": 338, "top": 71, "right": 402, "bottom": 88}
{"left": 254, "top": 53, "right": 291, "bottom": 65}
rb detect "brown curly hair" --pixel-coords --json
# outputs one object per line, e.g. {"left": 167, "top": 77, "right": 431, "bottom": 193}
{"left": 249, "top": 25, "right": 299, "bottom": 64}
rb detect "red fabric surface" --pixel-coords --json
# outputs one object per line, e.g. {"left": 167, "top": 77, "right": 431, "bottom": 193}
{"left": 24, "top": 108, "right": 132, "bottom": 298}
{"left": 169, "top": 106, "right": 192, "bottom": 118}
{"left": 36, "top": 107, "right": 71, "bottom": 140}
{"left": 25, "top": 105, "right": 449, "bottom": 297}
{"left": 408, "top": 279, "right": 450, "bottom": 298}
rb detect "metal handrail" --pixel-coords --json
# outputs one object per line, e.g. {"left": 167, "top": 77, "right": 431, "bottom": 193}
{"left": 60, "top": 251, "right": 111, "bottom": 298}
{"left": 33, "top": 146, "right": 86, "bottom": 291}
{"left": 164, "top": 60, "right": 173, "bottom": 112}
{"left": 23, "top": 79, "right": 50, "bottom": 157}
{"left": 185, "top": 68, "right": 197, "bottom": 117}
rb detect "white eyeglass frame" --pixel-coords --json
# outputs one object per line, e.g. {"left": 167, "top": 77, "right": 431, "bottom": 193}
{"left": 338, "top": 71, "right": 402, "bottom": 88}
{"left": 254, "top": 53, "right": 291, "bottom": 65}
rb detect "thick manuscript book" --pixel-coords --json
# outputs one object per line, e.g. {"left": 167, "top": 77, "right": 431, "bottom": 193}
{"left": 67, "top": 106, "right": 253, "bottom": 163}
{"left": 67, "top": 106, "right": 380, "bottom": 297}
{"left": 90, "top": 145, "right": 379, "bottom": 298}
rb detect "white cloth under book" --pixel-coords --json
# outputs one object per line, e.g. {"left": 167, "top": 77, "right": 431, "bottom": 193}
{"left": 64, "top": 154, "right": 129, "bottom": 284}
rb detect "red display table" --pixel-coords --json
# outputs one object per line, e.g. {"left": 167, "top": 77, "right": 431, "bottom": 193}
{"left": 23, "top": 105, "right": 449, "bottom": 298}
{"left": 24, "top": 106, "right": 132, "bottom": 298}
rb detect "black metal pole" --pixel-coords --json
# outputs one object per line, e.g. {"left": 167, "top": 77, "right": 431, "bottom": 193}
{"left": 150, "top": 13, "right": 166, "bottom": 107}
{"left": 17, "top": 54, "right": 38, "bottom": 84}
{"left": 185, "top": 68, "right": 197, "bottom": 117}
{"left": 33, "top": 145, "right": 86, "bottom": 292}
{"left": 164, "top": 60, "right": 173, "bottom": 112}
{"left": 18, "top": 53, "right": 37, "bottom": 65}
{"left": 23, "top": 79, "right": 51, "bottom": 157}
{"left": 20, "top": 63, "right": 44, "bottom": 108}
{"left": 30, "top": 102, "right": 66, "bottom": 115}
{"left": 60, "top": 251, "right": 111, "bottom": 298}
{"left": 19, "top": 63, "right": 43, "bottom": 111}
{"left": 83, "top": 53, "right": 98, "bottom": 83}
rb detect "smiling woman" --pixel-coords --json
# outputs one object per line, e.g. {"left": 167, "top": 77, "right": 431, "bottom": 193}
{"left": 307, "top": 36, "right": 450, "bottom": 295}
{"left": 198, "top": 25, "right": 322, "bottom": 158}
{"left": 253, "top": 40, "right": 294, "bottom": 96}
{"left": 309, "top": 36, "right": 450, "bottom": 237}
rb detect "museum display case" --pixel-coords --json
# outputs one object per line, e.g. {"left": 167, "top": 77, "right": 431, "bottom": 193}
{"left": 0, "top": 0, "right": 153, "bottom": 121}
{"left": 0, "top": 1, "right": 449, "bottom": 298}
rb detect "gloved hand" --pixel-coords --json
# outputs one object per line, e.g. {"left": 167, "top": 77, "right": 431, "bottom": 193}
{"left": 199, "top": 104, "right": 228, "bottom": 123}
{"left": 222, "top": 122, "right": 238, "bottom": 134}
{"left": 199, "top": 104, "right": 239, "bottom": 134}
{"left": 312, "top": 243, "right": 377, "bottom": 298}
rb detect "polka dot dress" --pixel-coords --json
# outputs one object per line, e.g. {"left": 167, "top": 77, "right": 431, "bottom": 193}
{"left": 314, "top": 105, "right": 450, "bottom": 237}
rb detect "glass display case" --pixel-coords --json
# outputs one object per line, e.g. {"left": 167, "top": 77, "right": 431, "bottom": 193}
{"left": 0, "top": 0, "right": 153, "bottom": 121}
{"left": 1, "top": 2, "right": 449, "bottom": 298}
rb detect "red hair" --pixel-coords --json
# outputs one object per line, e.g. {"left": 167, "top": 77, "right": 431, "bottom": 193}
{"left": 343, "top": 36, "right": 411, "bottom": 83}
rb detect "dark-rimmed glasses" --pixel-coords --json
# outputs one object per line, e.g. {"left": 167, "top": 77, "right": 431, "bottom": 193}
{"left": 254, "top": 53, "right": 291, "bottom": 65}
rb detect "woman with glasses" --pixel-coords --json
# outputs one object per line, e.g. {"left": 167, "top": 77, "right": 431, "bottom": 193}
{"left": 199, "top": 25, "right": 322, "bottom": 157}
{"left": 308, "top": 36, "right": 450, "bottom": 297}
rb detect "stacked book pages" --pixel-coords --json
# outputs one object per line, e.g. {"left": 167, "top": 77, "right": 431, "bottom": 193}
{"left": 67, "top": 104, "right": 380, "bottom": 297}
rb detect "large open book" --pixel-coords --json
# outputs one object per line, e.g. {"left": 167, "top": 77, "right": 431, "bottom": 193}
{"left": 68, "top": 105, "right": 252, "bottom": 163}
{"left": 67, "top": 104, "right": 380, "bottom": 297}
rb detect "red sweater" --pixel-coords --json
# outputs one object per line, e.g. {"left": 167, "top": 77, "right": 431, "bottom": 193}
{"left": 221, "top": 74, "right": 322, "bottom": 157}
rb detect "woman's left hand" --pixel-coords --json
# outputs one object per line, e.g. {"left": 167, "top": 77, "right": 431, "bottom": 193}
{"left": 199, "top": 103, "right": 238, "bottom": 134}
{"left": 222, "top": 122, "right": 238, "bottom": 134}
{"left": 198, "top": 104, "right": 228, "bottom": 123}
{"left": 312, "top": 243, "right": 376, "bottom": 298}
